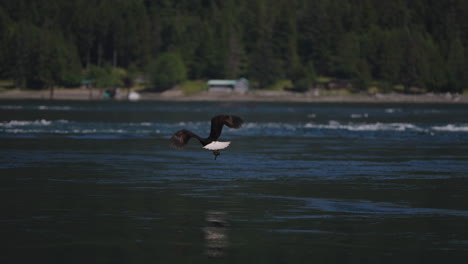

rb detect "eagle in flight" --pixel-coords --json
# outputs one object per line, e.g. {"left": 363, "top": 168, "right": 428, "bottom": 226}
{"left": 170, "top": 115, "right": 243, "bottom": 159}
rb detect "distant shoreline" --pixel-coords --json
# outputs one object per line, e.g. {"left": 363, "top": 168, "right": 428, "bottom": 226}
{"left": 0, "top": 88, "right": 466, "bottom": 103}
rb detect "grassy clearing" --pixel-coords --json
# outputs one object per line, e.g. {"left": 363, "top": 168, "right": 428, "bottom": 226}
{"left": 316, "top": 76, "right": 332, "bottom": 83}
{"left": 178, "top": 80, "right": 207, "bottom": 94}
{"left": 0, "top": 80, "right": 14, "bottom": 89}
{"left": 130, "top": 84, "right": 146, "bottom": 92}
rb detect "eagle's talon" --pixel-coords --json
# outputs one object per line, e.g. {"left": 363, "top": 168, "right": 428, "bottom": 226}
{"left": 213, "top": 150, "right": 220, "bottom": 160}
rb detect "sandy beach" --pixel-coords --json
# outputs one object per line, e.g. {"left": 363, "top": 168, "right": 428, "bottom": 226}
{"left": 0, "top": 88, "right": 466, "bottom": 103}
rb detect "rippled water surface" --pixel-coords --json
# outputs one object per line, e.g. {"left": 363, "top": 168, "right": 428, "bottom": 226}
{"left": 1, "top": 100, "right": 468, "bottom": 263}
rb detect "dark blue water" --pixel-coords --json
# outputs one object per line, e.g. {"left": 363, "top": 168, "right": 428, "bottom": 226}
{"left": 1, "top": 100, "right": 468, "bottom": 263}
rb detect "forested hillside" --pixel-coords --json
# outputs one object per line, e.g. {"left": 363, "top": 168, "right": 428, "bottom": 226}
{"left": 0, "top": 0, "right": 467, "bottom": 93}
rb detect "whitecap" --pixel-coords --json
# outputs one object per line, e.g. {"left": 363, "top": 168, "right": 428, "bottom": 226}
{"left": 74, "top": 129, "right": 97, "bottom": 134}
{"left": 0, "top": 119, "right": 52, "bottom": 127}
{"left": 38, "top": 105, "right": 72, "bottom": 111}
{"left": 385, "top": 108, "right": 401, "bottom": 113}
{"left": 305, "top": 121, "right": 424, "bottom": 132}
{"left": 125, "top": 122, "right": 152, "bottom": 127}
{"left": 350, "top": 113, "right": 368, "bottom": 119}
{"left": 243, "top": 122, "right": 297, "bottom": 131}
{"left": 432, "top": 124, "right": 468, "bottom": 132}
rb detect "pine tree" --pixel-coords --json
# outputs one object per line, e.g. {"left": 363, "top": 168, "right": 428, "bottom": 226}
{"left": 248, "top": 0, "right": 284, "bottom": 88}
{"left": 333, "top": 32, "right": 360, "bottom": 79}
{"left": 0, "top": 7, "right": 12, "bottom": 78}
{"left": 446, "top": 37, "right": 466, "bottom": 93}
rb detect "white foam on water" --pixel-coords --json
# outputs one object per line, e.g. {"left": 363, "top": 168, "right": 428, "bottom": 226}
{"left": 1, "top": 119, "right": 70, "bottom": 127}
{"left": 1, "top": 126, "right": 152, "bottom": 135}
{"left": 3, "top": 119, "right": 465, "bottom": 137}
{"left": 38, "top": 105, "right": 72, "bottom": 111}
{"left": 305, "top": 121, "right": 424, "bottom": 132}
{"left": 1, "top": 119, "right": 53, "bottom": 127}
{"left": 432, "top": 124, "right": 468, "bottom": 132}
{"left": 125, "top": 122, "right": 153, "bottom": 127}
{"left": 2, "top": 129, "right": 45, "bottom": 134}
{"left": 384, "top": 108, "right": 402, "bottom": 113}
{"left": 243, "top": 122, "right": 297, "bottom": 131}
{"left": 350, "top": 113, "right": 368, "bottom": 119}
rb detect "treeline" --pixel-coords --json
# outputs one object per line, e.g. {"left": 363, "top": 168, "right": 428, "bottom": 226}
{"left": 0, "top": 0, "right": 467, "bottom": 93}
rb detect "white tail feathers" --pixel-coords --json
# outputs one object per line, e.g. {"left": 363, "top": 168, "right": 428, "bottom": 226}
{"left": 203, "top": 141, "right": 231, "bottom": 150}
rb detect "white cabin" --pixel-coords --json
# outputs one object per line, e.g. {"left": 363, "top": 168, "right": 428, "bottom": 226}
{"left": 207, "top": 78, "right": 249, "bottom": 93}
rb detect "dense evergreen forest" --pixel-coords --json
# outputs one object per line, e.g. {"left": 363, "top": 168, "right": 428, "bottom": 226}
{"left": 0, "top": 0, "right": 467, "bottom": 93}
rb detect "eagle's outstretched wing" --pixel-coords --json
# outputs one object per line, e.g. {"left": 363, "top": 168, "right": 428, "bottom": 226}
{"left": 170, "top": 129, "right": 200, "bottom": 148}
{"left": 209, "top": 115, "right": 243, "bottom": 140}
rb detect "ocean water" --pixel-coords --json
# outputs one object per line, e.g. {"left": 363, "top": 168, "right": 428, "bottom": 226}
{"left": 1, "top": 100, "right": 468, "bottom": 263}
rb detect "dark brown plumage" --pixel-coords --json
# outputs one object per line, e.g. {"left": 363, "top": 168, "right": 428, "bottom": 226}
{"left": 170, "top": 115, "right": 243, "bottom": 149}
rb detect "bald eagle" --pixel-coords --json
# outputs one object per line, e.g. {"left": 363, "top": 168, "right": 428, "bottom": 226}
{"left": 170, "top": 115, "right": 243, "bottom": 159}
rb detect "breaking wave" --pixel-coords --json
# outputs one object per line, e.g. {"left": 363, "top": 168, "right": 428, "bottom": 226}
{"left": 38, "top": 105, "right": 73, "bottom": 111}
{"left": 431, "top": 124, "right": 468, "bottom": 132}
{"left": 1, "top": 119, "right": 467, "bottom": 138}
{"left": 0, "top": 119, "right": 64, "bottom": 127}
{"left": 304, "top": 121, "right": 425, "bottom": 132}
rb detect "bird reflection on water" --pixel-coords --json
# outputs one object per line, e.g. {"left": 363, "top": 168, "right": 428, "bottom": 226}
{"left": 204, "top": 211, "right": 229, "bottom": 257}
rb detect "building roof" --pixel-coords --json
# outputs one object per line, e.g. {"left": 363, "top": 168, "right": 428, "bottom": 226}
{"left": 207, "top": 80, "right": 237, "bottom": 86}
